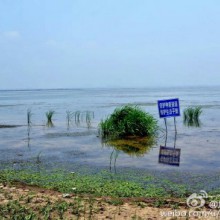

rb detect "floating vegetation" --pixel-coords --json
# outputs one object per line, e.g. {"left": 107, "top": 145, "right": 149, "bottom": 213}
{"left": 46, "top": 110, "right": 55, "bottom": 127}
{"left": 27, "top": 109, "right": 32, "bottom": 127}
{"left": 103, "top": 136, "right": 155, "bottom": 157}
{"left": 99, "top": 105, "right": 158, "bottom": 139}
{"left": 183, "top": 106, "right": 202, "bottom": 127}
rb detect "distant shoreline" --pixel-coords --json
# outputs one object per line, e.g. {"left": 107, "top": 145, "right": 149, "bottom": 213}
{"left": 1, "top": 85, "right": 220, "bottom": 92}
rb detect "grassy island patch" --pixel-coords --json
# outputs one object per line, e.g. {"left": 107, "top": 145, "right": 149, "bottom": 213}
{"left": 99, "top": 105, "right": 158, "bottom": 139}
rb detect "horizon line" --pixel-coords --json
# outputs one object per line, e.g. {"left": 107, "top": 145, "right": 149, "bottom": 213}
{"left": 0, "top": 84, "right": 220, "bottom": 92}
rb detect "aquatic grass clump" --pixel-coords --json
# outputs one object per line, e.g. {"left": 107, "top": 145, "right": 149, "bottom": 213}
{"left": 183, "top": 106, "right": 202, "bottom": 127}
{"left": 46, "top": 110, "right": 55, "bottom": 127}
{"left": 99, "top": 105, "right": 158, "bottom": 139}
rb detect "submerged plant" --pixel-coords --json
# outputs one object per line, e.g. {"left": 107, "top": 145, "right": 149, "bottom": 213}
{"left": 27, "top": 109, "right": 32, "bottom": 127}
{"left": 183, "top": 106, "right": 202, "bottom": 127}
{"left": 27, "top": 109, "right": 32, "bottom": 148}
{"left": 46, "top": 110, "right": 55, "bottom": 127}
{"left": 85, "top": 111, "right": 94, "bottom": 128}
{"left": 99, "top": 105, "right": 158, "bottom": 139}
{"left": 66, "top": 111, "right": 74, "bottom": 128}
{"left": 36, "top": 151, "right": 42, "bottom": 164}
{"left": 74, "top": 111, "right": 81, "bottom": 126}
{"left": 73, "top": 111, "right": 94, "bottom": 128}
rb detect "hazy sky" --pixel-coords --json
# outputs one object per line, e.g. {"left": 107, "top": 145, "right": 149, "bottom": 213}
{"left": 0, "top": 0, "right": 220, "bottom": 89}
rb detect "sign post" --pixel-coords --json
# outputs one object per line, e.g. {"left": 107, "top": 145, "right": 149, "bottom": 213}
{"left": 157, "top": 98, "right": 180, "bottom": 134}
{"left": 157, "top": 98, "right": 181, "bottom": 166}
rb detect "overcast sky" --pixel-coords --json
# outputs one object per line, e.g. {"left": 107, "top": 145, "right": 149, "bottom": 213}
{"left": 0, "top": 0, "right": 220, "bottom": 89}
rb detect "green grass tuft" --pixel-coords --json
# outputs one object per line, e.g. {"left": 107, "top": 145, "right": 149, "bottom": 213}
{"left": 183, "top": 106, "right": 202, "bottom": 127}
{"left": 99, "top": 105, "right": 158, "bottom": 139}
{"left": 46, "top": 110, "right": 55, "bottom": 127}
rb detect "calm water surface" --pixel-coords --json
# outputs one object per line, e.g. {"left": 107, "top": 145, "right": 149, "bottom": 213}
{"left": 0, "top": 86, "right": 220, "bottom": 173}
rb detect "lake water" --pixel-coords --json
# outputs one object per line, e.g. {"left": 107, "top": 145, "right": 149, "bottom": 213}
{"left": 0, "top": 86, "right": 220, "bottom": 174}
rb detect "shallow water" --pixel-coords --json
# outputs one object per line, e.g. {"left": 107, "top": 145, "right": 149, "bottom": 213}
{"left": 0, "top": 86, "right": 220, "bottom": 173}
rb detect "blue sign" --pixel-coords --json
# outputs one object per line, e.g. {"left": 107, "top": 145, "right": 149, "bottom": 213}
{"left": 158, "top": 98, "right": 180, "bottom": 118}
{"left": 159, "top": 146, "right": 181, "bottom": 166}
